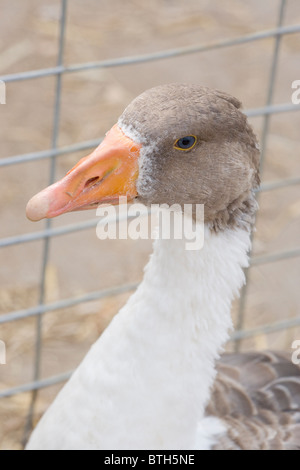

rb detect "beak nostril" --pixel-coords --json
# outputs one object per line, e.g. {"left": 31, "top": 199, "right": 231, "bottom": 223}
{"left": 83, "top": 167, "right": 118, "bottom": 191}
{"left": 84, "top": 177, "right": 100, "bottom": 189}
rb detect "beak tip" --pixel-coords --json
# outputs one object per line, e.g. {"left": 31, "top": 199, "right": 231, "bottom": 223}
{"left": 26, "top": 192, "right": 49, "bottom": 222}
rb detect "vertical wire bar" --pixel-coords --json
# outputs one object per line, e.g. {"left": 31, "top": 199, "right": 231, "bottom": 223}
{"left": 23, "top": 0, "right": 68, "bottom": 445}
{"left": 234, "top": 0, "right": 287, "bottom": 352}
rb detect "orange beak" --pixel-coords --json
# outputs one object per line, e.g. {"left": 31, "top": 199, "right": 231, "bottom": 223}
{"left": 26, "top": 125, "right": 141, "bottom": 221}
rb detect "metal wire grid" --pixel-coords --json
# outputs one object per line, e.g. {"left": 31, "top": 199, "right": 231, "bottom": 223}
{"left": 0, "top": 0, "right": 299, "bottom": 437}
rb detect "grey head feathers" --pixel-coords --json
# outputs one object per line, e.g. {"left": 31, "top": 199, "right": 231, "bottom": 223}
{"left": 119, "top": 83, "right": 260, "bottom": 232}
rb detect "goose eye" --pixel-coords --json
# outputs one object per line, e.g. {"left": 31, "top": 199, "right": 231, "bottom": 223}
{"left": 174, "top": 135, "right": 197, "bottom": 151}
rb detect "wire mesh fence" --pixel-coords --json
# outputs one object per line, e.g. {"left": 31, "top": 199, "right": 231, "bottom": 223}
{"left": 0, "top": 0, "right": 299, "bottom": 446}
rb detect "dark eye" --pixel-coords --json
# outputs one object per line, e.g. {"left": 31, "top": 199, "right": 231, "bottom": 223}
{"left": 174, "top": 135, "right": 197, "bottom": 151}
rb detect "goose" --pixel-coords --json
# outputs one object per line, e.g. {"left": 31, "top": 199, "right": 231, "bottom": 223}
{"left": 25, "top": 83, "right": 300, "bottom": 450}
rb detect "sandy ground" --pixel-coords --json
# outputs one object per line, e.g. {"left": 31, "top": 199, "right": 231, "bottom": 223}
{"left": 0, "top": 0, "right": 299, "bottom": 450}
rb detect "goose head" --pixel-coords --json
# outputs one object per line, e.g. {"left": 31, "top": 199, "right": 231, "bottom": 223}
{"left": 26, "top": 83, "right": 260, "bottom": 230}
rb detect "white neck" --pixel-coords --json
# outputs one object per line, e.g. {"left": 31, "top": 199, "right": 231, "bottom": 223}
{"left": 27, "top": 222, "right": 251, "bottom": 451}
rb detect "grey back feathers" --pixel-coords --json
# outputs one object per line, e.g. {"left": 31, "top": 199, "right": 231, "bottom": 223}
{"left": 208, "top": 352, "right": 300, "bottom": 450}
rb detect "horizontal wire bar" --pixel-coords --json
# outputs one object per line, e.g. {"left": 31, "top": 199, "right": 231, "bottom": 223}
{"left": 258, "top": 176, "right": 300, "bottom": 192}
{"left": 1, "top": 24, "right": 300, "bottom": 84}
{"left": 2, "top": 313, "right": 299, "bottom": 398}
{"left": 0, "top": 371, "right": 73, "bottom": 399}
{"left": 250, "top": 247, "right": 300, "bottom": 266}
{"left": 1, "top": 102, "right": 299, "bottom": 168}
{"left": 0, "top": 210, "right": 145, "bottom": 248}
{"left": 244, "top": 102, "right": 300, "bottom": 118}
{"left": 232, "top": 315, "right": 300, "bottom": 341}
{"left": 0, "top": 282, "right": 138, "bottom": 324}
{"left": 0, "top": 218, "right": 100, "bottom": 248}
{"left": 0, "top": 138, "right": 102, "bottom": 167}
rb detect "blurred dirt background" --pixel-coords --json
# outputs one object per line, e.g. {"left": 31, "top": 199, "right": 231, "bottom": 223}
{"left": 0, "top": 0, "right": 299, "bottom": 450}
